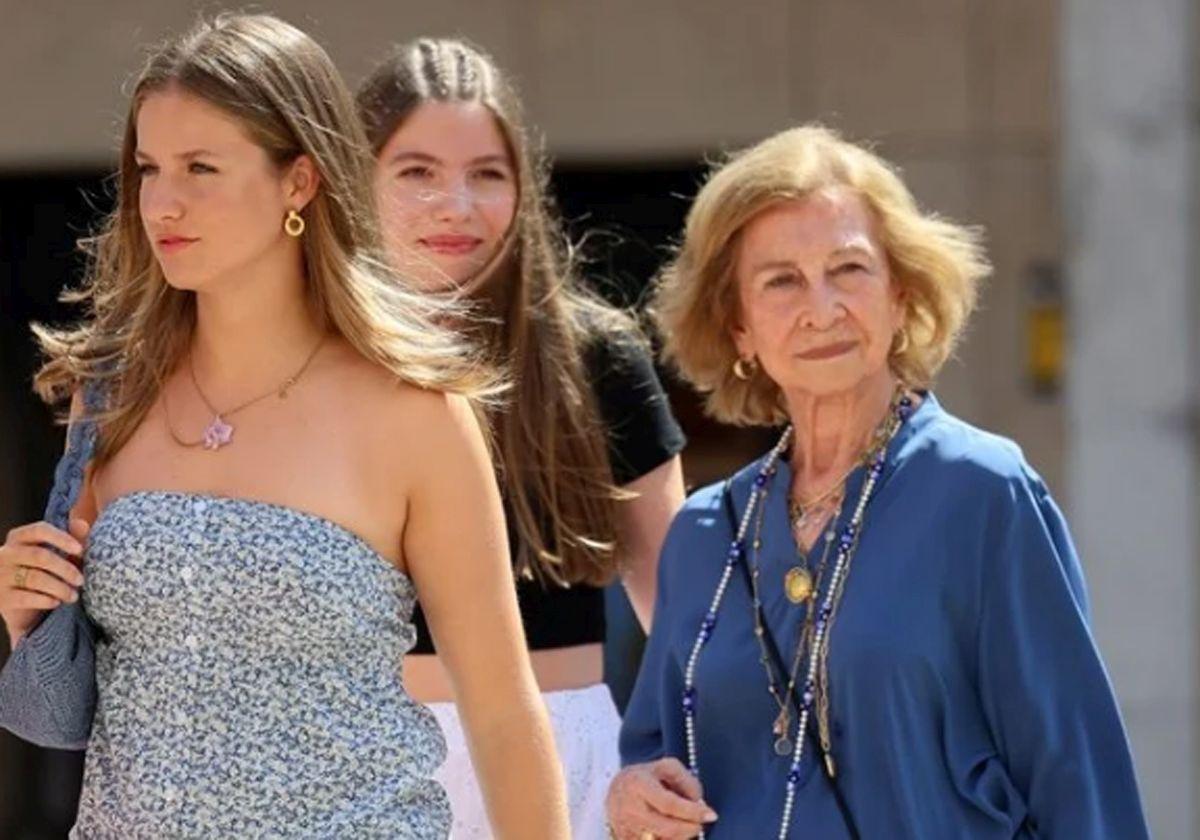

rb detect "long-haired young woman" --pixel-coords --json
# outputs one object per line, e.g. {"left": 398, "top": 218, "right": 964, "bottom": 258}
{"left": 358, "top": 38, "right": 687, "bottom": 838}
{"left": 0, "top": 15, "right": 568, "bottom": 838}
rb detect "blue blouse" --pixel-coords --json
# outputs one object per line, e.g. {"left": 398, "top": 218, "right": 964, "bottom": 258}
{"left": 620, "top": 395, "right": 1148, "bottom": 839}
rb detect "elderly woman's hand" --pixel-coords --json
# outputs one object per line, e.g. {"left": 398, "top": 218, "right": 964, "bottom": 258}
{"left": 606, "top": 758, "right": 718, "bottom": 839}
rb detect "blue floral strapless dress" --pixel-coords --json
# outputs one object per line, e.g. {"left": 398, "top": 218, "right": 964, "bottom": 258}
{"left": 71, "top": 491, "right": 450, "bottom": 839}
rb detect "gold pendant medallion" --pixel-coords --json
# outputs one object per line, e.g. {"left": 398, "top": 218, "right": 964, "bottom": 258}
{"left": 784, "top": 566, "right": 813, "bottom": 604}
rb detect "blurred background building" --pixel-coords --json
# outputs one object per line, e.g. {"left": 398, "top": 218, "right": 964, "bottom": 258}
{"left": 0, "top": 0, "right": 1195, "bottom": 836}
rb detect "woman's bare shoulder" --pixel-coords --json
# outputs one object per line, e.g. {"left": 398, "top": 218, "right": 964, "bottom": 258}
{"left": 321, "top": 338, "right": 484, "bottom": 466}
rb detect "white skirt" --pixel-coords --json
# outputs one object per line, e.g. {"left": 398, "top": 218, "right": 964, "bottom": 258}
{"left": 426, "top": 683, "right": 621, "bottom": 839}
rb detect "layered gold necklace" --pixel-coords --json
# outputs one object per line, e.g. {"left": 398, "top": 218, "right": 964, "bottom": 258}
{"left": 783, "top": 396, "right": 902, "bottom": 604}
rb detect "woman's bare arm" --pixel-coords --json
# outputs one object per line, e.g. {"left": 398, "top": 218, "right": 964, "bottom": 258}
{"left": 403, "top": 391, "right": 569, "bottom": 839}
{"left": 616, "top": 455, "right": 685, "bottom": 630}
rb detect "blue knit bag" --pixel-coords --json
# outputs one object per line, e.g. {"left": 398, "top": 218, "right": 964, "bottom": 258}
{"left": 0, "top": 384, "right": 103, "bottom": 749}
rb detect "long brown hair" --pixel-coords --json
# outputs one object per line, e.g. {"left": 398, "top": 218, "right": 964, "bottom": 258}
{"left": 33, "top": 14, "right": 496, "bottom": 465}
{"left": 357, "top": 38, "right": 633, "bottom": 587}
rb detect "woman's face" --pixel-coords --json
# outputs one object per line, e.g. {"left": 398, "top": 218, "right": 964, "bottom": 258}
{"left": 135, "top": 87, "right": 309, "bottom": 292}
{"left": 373, "top": 101, "right": 518, "bottom": 292}
{"left": 731, "top": 188, "right": 904, "bottom": 400}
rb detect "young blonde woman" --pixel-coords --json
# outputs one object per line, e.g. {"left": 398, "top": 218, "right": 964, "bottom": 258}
{"left": 0, "top": 15, "right": 568, "bottom": 838}
{"left": 357, "top": 38, "right": 687, "bottom": 839}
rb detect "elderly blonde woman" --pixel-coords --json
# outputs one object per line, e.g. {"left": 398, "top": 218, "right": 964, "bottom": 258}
{"left": 606, "top": 126, "right": 1148, "bottom": 839}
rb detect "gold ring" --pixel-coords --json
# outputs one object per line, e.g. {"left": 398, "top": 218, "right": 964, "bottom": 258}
{"left": 13, "top": 565, "right": 29, "bottom": 589}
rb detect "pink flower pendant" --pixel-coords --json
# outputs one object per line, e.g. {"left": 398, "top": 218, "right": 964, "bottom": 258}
{"left": 202, "top": 416, "right": 234, "bottom": 451}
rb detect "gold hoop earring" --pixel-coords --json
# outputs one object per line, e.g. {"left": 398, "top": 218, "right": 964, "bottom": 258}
{"left": 284, "top": 209, "right": 305, "bottom": 238}
{"left": 732, "top": 357, "right": 757, "bottom": 381}
{"left": 891, "top": 327, "right": 910, "bottom": 356}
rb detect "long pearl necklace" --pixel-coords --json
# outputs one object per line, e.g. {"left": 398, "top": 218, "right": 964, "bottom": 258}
{"left": 681, "top": 392, "right": 913, "bottom": 840}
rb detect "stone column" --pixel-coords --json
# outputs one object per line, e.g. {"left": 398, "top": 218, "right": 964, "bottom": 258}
{"left": 1063, "top": 0, "right": 1198, "bottom": 835}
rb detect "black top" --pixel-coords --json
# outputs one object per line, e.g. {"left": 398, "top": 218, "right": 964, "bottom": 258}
{"left": 410, "top": 330, "right": 686, "bottom": 653}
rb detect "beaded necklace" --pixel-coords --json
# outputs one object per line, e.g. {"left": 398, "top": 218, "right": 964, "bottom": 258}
{"left": 681, "top": 391, "right": 913, "bottom": 840}
{"left": 749, "top": 508, "right": 835, "bottom": 757}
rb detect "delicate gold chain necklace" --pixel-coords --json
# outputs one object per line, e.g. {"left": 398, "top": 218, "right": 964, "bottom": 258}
{"left": 752, "top": 387, "right": 908, "bottom": 766}
{"left": 793, "top": 462, "right": 858, "bottom": 510}
{"left": 786, "top": 388, "right": 905, "bottom": 593}
{"left": 750, "top": 504, "right": 837, "bottom": 756}
{"left": 787, "top": 396, "right": 903, "bottom": 550}
{"left": 163, "top": 336, "right": 326, "bottom": 451}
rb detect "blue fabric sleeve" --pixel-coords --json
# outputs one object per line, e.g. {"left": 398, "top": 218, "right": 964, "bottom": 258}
{"left": 977, "top": 472, "right": 1149, "bottom": 839}
{"left": 619, "top": 515, "right": 685, "bottom": 766}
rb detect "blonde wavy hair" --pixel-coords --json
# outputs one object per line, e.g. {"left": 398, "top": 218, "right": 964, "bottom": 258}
{"left": 653, "top": 124, "right": 990, "bottom": 427}
{"left": 33, "top": 14, "right": 496, "bottom": 464}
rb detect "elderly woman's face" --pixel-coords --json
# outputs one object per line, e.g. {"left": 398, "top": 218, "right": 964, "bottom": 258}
{"left": 731, "top": 188, "right": 903, "bottom": 399}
